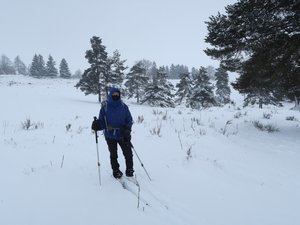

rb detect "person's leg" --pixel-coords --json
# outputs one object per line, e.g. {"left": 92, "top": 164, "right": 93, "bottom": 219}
{"left": 119, "top": 140, "right": 134, "bottom": 176}
{"left": 106, "top": 139, "right": 122, "bottom": 178}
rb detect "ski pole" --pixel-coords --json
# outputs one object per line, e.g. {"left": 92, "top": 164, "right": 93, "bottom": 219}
{"left": 93, "top": 117, "right": 101, "bottom": 186}
{"left": 130, "top": 142, "right": 152, "bottom": 181}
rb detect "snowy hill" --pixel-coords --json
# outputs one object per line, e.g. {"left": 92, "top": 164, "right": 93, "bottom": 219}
{"left": 1, "top": 75, "right": 299, "bottom": 225}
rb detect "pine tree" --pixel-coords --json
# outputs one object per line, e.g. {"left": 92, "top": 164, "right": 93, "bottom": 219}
{"left": 75, "top": 36, "right": 110, "bottom": 102}
{"left": 37, "top": 55, "right": 46, "bottom": 77}
{"left": 59, "top": 58, "right": 71, "bottom": 79}
{"left": 205, "top": 0, "right": 300, "bottom": 107}
{"left": 14, "top": 56, "right": 28, "bottom": 75}
{"left": 215, "top": 67, "right": 231, "bottom": 105}
{"left": 0, "top": 55, "right": 16, "bottom": 75}
{"left": 191, "top": 67, "right": 199, "bottom": 80}
{"left": 45, "top": 55, "right": 58, "bottom": 78}
{"left": 141, "top": 66, "right": 175, "bottom": 107}
{"left": 29, "top": 54, "right": 45, "bottom": 78}
{"left": 186, "top": 67, "right": 216, "bottom": 109}
{"left": 206, "top": 65, "right": 216, "bottom": 80}
{"left": 108, "top": 50, "right": 128, "bottom": 88}
{"left": 29, "top": 54, "right": 39, "bottom": 77}
{"left": 125, "top": 61, "right": 149, "bottom": 103}
{"left": 175, "top": 72, "right": 193, "bottom": 105}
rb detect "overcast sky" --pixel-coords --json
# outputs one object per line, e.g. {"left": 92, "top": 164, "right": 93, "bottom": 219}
{"left": 1, "top": 0, "right": 237, "bottom": 73}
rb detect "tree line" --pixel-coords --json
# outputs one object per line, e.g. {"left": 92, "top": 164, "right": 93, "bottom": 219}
{"left": 0, "top": 54, "right": 81, "bottom": 79}
{"left": 77, "top": 1, "right": 300, "bottom": 109}
{"left": 29, "top": 54, "right": 71, "bottom": 78}
{"left": 0, "top": 55, "right": 28, "bottom": 75}
{"left": 76, "top": 36, "right": 231, "bottom": 109}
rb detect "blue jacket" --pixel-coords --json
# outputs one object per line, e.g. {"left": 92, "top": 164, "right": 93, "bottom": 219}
{"left": 97, "top": 87, "right": 133, "bottom": 140}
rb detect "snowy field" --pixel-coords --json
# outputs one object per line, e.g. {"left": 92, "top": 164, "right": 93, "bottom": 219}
{"left": 0, "top": 75, "right": 300, "bottom": 225}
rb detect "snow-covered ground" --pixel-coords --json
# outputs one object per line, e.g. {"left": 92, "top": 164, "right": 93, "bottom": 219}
{"left": 0, "top": 75, "right": 299, "bottom": 225}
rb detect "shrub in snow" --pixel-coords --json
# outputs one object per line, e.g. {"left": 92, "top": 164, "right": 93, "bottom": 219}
{"left": 152, "top": 109, "right": 163, "bottom": 115}
{"left": 137, "top": 115, "right": 144, "bottom": 124}
{"left": 264, "top": 124, "right": 279, "bottom": 133}
{"left": 186, "top": 146, "right": 192, "bottom": 160}
{"left": 66, "top": 124, "right": 71, "bottom": 132}
{"left": 253, "top": 120, "right": 279, "bottom": 132}
{"left": 286, "top": 116, "right": 297, "bottom": 121}
{"left": 191, "top": 117, "right": 202, "bottom": 126}
{"left": 253, "top": 120, "right": 264, "bottom": 131}
{"left": 161, "top": 111, "right": 168, "bottom": 120}
{"left": 21, "top": 118, "right": 43, "bottom": 130}
{"left": 263, "top": 112, "right": 272, "bottom": 119}
{"left": 21, "top": 118, "right": 33, "bottom": 130}
{"left": 8, "top": 81, "right": 18, "bottom": 86}
{"left": 149, "top": 120, "right": 162, "bottom": 137}
{"left": 234, "top": 112, "right": 242, "bottom": 119}
{"left": 199, "top": 129, "right": 207, "bottom": 136}
{"left": 220, "top": 120, "right": 233, "bottom": 135}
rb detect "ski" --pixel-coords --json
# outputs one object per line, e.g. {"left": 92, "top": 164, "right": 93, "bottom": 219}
{"left": 115, "top": 176, "right": 150, "bottom": 207}
{"left": 123, "top": 176, "right": 139, "bottom": 187}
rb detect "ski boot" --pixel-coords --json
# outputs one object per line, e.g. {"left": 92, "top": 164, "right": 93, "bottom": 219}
{"left": 113, "top": 169, "right": 123, "bottom": 179}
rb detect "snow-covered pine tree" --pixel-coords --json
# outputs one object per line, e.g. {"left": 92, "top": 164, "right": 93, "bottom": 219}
{"left": 215, "top": 67, "right": 231, "bottom": 105}
{"left": 29, "top": 54, "right": 46, "bottom": 78}
{"left": 190, "top": 67, "right": 199, "bottom": 80}
{"left": 59, "top": 58, "right": 71, "bottom": 79}
{"left": 29, "top": 54, "right": 39, "bottom": 77}
{"left": 0, "top": 55, "right": 16, "bottom": 75}
{"left": 125, "top": 61, "right": 149, "bottom": 103}
{"left": 186, "top": 66, "right": 216, "bottom": 109}
{"left": 45, "top": 55, "right": 58, "bottom": 78}
{"left": 38, "top": 55, "right": 46, "bottom": 77}
{"left": 206, "top": 65, "right": 216, "bottom": 80}
{"left": 175, "top": 72, "right": 192, "bottom": 105}
{"left": 75, "top": 36, "right": 110, "bottom": 102}
{"left": 108, "top": 50, "right": 127, "bottom": 88}
{"left": 141, "top": 66, "right": 175, "bottom": 107}
{"left": 14, "top": 56, "right": 28, "bottom": 75}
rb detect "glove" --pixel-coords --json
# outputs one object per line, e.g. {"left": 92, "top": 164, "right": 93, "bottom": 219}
{"left": 91, "top": 119, "right": 100, "bottom": 131}
{"left": 120, "top": 126, "right": 131, "bottom": 142}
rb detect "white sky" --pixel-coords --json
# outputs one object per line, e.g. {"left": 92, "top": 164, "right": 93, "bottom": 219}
{"left": 0, "top": 0, "right": 237, "bottom": 72}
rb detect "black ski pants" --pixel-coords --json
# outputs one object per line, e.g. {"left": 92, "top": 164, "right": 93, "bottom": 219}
{"left": 106, "top": 138, "right": 133, "bottom": 172}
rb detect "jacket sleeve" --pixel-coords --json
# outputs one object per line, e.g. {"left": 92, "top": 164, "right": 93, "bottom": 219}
{"left": 98, "top": 106, "right": 106, "bottom": 131}
{"left": 124, "top": 105, "right": 133, "bottom": 130}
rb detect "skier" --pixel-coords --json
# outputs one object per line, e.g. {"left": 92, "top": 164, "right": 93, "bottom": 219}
{"left": 91, "top": 87, "right": 134, "bottom": 179}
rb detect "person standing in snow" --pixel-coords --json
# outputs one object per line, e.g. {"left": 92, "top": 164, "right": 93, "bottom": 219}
{"left": 91, "top": 87, "right": 134, "bottom": 179}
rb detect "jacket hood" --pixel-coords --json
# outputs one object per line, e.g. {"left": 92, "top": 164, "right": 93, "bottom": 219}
{"left": 108, "top": 87, "right": 121, "bottom": 105}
